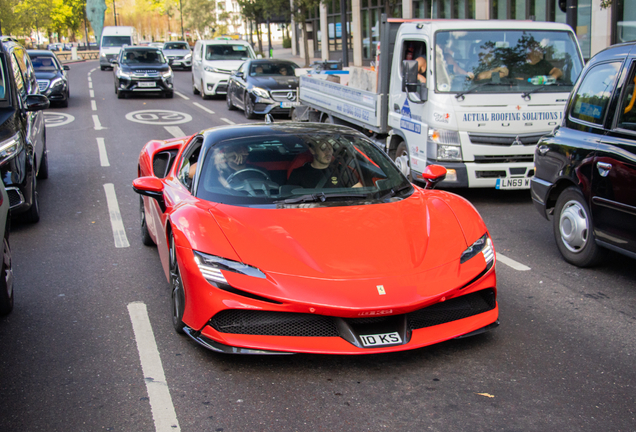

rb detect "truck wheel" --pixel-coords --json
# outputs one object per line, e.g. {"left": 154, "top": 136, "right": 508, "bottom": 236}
{"left": 394, "top": 142, "right": 412, "bottom": 181}
{"left": 553, "top": 187, "right": 604, "bottom": 267}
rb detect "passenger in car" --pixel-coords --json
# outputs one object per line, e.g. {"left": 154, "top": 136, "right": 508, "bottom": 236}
{"left": 287, "top": 141, "right": 362, "bottom": 189}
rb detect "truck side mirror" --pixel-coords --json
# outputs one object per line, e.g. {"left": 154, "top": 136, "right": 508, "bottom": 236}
{"left": 402, "top": 60, "right": 428, "bottom": 104}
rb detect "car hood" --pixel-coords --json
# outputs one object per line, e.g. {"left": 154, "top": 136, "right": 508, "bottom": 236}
{"left": 250, "top": 76, "right": 298, "bottom": 90}
{"left": 121, "top": 64, "right": 170, "bottom": 73}
{"left": 34, "top": 71, "right": 60, "bottom": 80}
{"left": 203, "top": 59, "right": 244, "bottom": 72}
{"left": 210, "top": 191, "right": 469, "bottom": 279}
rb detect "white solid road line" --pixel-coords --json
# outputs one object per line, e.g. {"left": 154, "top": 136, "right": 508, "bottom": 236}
{"left": 103, "top": 184, "right": 130, "bottom": 248}
{"left": 496, "top": 253, "right": 531, "bottom": 271}
{"left": 192, "top": 102, "right": 214, "bottom": 114}
{"left": 91, "top": 100, "right": 97, "bottom": 111}
{"left": 164, "top": 126, "right": 186, "bottom": 138}
{"left": 174, "top": 91, "right": 189, "bottom": 100}
{"left": 221, "top": 118, "right": 235, "bottom": 125}
{"left": 128, "top": 303, "right": 181, "bottom": 432}
{"left": 96, "top": 138, "right": 110, "bottom": 167}
{"left": 93, "top": 115, "right": 105, "bottom": 130}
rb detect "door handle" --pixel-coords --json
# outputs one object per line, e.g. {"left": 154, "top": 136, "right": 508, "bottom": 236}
{"left": 597, "top": 161, "right": 612, "bottom": 177}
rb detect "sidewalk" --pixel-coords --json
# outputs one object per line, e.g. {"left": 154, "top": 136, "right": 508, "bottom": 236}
{"left": 269, "top": 42, "right": 321, "bottom": 67}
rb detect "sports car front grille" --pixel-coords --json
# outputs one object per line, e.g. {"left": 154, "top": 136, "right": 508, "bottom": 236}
{"left": 210, "top": 310, "right": 339, "bottom": 337}
{"left": 208, "top": 289, "right": 496, "bottom": 337}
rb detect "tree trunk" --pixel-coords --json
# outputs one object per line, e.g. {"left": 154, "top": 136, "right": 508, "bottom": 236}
{"left": 301, "top": 9, "right": 310, "bottom": 67}
{"left": 256, "top": 21, "right": 263, "bottom": 54}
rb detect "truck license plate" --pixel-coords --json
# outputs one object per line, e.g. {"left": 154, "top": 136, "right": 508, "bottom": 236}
{"left": 138, "top": 81, "right": 156, "bottom": 88}
{"left": 360, "top": 332, "right": 402, "bottom": 347}
{"left": 496, "top": 178, "right": 532, "bottom": 190}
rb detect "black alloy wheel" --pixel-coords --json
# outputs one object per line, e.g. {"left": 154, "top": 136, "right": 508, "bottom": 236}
{"left": 226, "top": 89, "right": 237, "bottom": 110}
{"left": 244, "top": 91, "right": 256, "bottom": 119}
{"left": 140, "top": 196, "right": 155, "bottom": 246}
{"left": 169, "top": 232, "right": 186, "bottom": 334}
{"left": 24, "top": 171, "right": 40, "bottom": 223}
{"left": 0, "top": 230, "right": 14, "bottom": 316}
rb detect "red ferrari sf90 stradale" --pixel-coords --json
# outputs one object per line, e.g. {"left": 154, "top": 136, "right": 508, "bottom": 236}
{"left": 133, "top": 123, "right": 498, "bottom": 355}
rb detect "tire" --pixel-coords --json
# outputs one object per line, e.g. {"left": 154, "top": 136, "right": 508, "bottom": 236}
{"left": 169, "top": 232, "right": 186, "bottom": 334}
{"left": 100, "top": 66, "right": 106, "bottom": 71}
{"left": 0, "top": 232, "right": 14, "bottom": 316}
{"left": 165, "top": 91, "right": 174, "bottom": 99}
{"left": 140, "top": 196, "right": 155, "bottom": 246}
{"left": 59, "top": 98, "right": 68, "bottom": 108}
{"left": 226, "top": 91, "right": 237, "bottom": 110}
{"left": 37, "top": 140, "right": 49, "bottom": 180}
{"left": 117, "top": 89, "right": 125, "bottom": 99}
{"left": 244, "top": 92, "right": 256, "bottom": 119}
{"left": 394, "top": 141, "right": 412, "bottom": 181}
{"left": 201, "top": 80, "right": 210, "bottom": 100}
{"left": 192, "top": 76, "right": 200, "bottom": 95}
{"left": 24, "top": 172, "right": 40, "bottom": 223}
{"left": 553, "top": 186, "right": 604, "bottom": 267}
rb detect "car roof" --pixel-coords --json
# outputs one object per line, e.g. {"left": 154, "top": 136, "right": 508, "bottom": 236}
{"left": 199, "top": 39, "right": 250, "bottom": 46}
{"left": 122, "top": 46, "right": 162, "bottom": 51}
{"left": 27, "top": 50, "right": 57, "bottom": 56}
{"left": 248, "top": 59, "right": 299, "bottom": 65}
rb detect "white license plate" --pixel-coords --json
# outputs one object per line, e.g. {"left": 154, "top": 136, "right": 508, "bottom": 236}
{"left": 360, "top": 332, "right": 402, "bottom": 347}
{"left": 280, "top": 101, "right": 299, "bottom": 108}
{"left": 138, "top": 81, "right": 156, "bottom": 88}
{"left": 496, "top": 177, "right": 532, "bottom": 190}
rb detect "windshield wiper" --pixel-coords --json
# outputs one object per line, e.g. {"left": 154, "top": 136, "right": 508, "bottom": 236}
{"left": 521, "top": 82, "right": 571, "bottom": 100}
{"left": 455, "top": 81, "right": 511, "bottom": 100}
{"left": 275, "top": 192, "right": 368, "bottom": 204}
{"left": 377, "top": 184, "right": 412, "bottom": 201}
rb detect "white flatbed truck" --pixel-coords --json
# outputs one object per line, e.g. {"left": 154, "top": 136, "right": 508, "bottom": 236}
{"left": 295, "top": 15, "right": 584, "bottom": 189}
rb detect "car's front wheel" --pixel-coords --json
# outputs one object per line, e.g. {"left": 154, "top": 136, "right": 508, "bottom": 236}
{"left": 24, "top": 172, "right": 40, "bottom": 223}
{"left": 169, "top": 232, "right": 186, "bottom": 334}
{"left": 244, "top": 92, "right": 256, "bottom": 119}
{"left": 553, "top": 186, "right": 604, "bottom": 267}
{"left": 192, "top": 76, "right": 200, "bottom": 95}
{"left": 0, "top": 231, "right": 14, "bottom": 316}
{"left": 226, "top": 90, "right": 237, "bottom": 110}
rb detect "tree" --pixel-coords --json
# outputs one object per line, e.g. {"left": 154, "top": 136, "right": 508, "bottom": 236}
{"left": 182, "top": 0, "right": 216, "bottom": 37}
{"left": 292, "top": 0, "right": 322, "bottom": 66}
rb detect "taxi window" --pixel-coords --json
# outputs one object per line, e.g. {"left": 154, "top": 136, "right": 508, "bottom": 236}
{"left": 616, "top": 63, "right": 636, "bottom": 131}
{"left": 570, "top": 62, "right": 622, "bottom": 126}
{"left": 11, "top": 53, "right": 26, "bottom": 99}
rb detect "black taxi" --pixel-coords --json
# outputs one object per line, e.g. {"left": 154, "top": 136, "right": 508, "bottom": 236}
{"left": 531, "top": 42, "right": 636, "bottom": 267}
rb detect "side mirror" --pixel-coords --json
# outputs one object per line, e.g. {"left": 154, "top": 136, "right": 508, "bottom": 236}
{"left": 26, "top": 94, "right": 50, "bottom": 111}
{"left": 168, "top": 58, "right": 174, "bottom": 65}
{"left": 63, "top": 65, "right": 70, "bottom": 71}
{"left": 235, "top": 71, "right": 243, "bottom": 78}
{"left": 402, "top": 60, "right": 428, "bottom": 103}
{"left": 110, "top": 59, "right": 119, "bottom": 66}
{"left": 132, "top": 177, "right": 165, "bottom": 202}
{"left": 421, "top": 165, "right": 447, "bottom": 189}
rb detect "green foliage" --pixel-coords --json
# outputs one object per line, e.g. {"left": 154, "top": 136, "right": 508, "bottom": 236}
{"left": 282, "top": 37, "right": 291, "bottom": 48}
{"left": 182, "top": 0, "right": 216, "bottom": 35}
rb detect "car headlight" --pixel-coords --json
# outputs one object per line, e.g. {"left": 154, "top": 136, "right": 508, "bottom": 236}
{"left": 427, "top": 128, "right": 462, "bottom": 162}
{"left": 0, "top": 132, "right": 23, "bottom": 165}
{"left": 100, "top": 52, "right": 106, "bottom": 57}
{"left": 49, "top": 77, "right": 64, "bottom": 88}
{"left": 184, "top": 53, "right": 192, "bottom": 60}
{"left": 252, "top": 87, "right": 270, "bottom": 98}
{"left": 116, "top": 69, "right": 131, "bottom": 79}
{"left": 193, "top": 250, "right": 266, "bottom": 285}
{"left": 162, "top": 69, "right": 173, "bottom": 79}
{"left": 204, "top": 66, "right": 230, "bottom": 74}
{"left": 460, "top": 234, "right": 495, "bottom": 264}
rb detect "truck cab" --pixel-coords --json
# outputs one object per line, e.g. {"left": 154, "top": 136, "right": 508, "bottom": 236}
{"left": 388, "top": 20, "right": 583, "bottom": 189}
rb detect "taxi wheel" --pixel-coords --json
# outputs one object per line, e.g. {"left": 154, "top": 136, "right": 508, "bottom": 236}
{"left": 169, "top": 232, "right": 186, "bottom": 334}
{"left": 244, "top": 92, "right": 256, "bottom": 119}
{"left": 553, "top": 187, "right": 604, "bottom": 267}
{"left": 0, "top": 232, "right": 14, "bottom": 316}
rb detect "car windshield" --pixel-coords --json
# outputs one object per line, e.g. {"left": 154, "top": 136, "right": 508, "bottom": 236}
{"left": 164, "top": 42, "right": 189, "bottom": 50}
{"left": 194, "top": 132, "right": 412, "bottom": 207}
{"left": 205, "top": 44, "right": 254, "bottom": 61}
{"left": 121, "top": 49, "right": 166, "bottom": 65}
{"left": 102, "top": 36, "right": 132, "bottom": 47}
{"left": 435, "top": 30, "right": 584, "bottom": 94}
{"left": 250, "top": 62, "right": 298, "bottom": 76}
{"left": 30, "top": 55, "right": 60, "bottom": 72}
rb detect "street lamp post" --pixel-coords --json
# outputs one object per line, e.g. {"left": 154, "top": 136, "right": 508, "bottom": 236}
{"left": 35, "top": 11, "right": 40, "bottom": 48}
{"left": 113, "top": 0, "right": 118, "bottom": 26}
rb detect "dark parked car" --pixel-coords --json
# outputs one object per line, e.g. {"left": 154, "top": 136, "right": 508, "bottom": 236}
{"left": 226, "top": 59, "right": 299, "bottom": 119}
{"left": 28, "top": 50, "right": 70, "bottom": 107}
{"left": 0, "top": 179, "right": 14, "bottom": 316}
{"left": 0, "top": 39, "right": 49, "bottom": 224}
{"left": 162, "top": 41, "right": 192, "bottom": 70}
{"left": 531, "top": 42, "right": 636, "bottom": 267}
{"left": 112, "top": 46, "right": 174, "bottom": 99}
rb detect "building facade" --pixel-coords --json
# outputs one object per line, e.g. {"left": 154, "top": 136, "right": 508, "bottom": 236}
{"left": 292, "top": 0, "right": 634, "bottom": 65}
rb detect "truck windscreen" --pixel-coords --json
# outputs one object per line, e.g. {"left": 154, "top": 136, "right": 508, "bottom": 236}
{"left": 102, "top": 36, "right": 132, "bottom": 47}
{"left": 434, "top": 30, "right": 583, "bottom": 94}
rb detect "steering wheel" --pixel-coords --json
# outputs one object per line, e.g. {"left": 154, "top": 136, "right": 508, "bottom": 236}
{"left": 226, "top": 168, "right": 271, "bottom": 185}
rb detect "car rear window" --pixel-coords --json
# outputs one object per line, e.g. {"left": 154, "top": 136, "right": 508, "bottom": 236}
{"left": 570, "top": 61, "right": 622, "bottom": 126}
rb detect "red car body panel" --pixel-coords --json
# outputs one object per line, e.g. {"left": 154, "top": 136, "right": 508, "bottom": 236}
{"left": 136, "top": 131, "right": 498, "bottom": 354}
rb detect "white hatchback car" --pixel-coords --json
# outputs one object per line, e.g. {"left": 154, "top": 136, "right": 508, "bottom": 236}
{"left": 191, "top": 39, "right": 256, "bottom": 98}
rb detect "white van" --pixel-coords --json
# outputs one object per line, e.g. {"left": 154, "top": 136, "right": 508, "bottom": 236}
{"left": 99, "top": 26, "right": 138, "bottom": 70}
{"left": 191, "top": 39, "right": 256, "bottom": 98}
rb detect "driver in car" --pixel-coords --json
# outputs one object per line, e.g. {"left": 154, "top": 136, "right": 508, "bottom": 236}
{"left": 212, "top": 145, "right": 269, "bottom": 189}
{"left": 287, "top": 140, "right": 362, "bottom": 189}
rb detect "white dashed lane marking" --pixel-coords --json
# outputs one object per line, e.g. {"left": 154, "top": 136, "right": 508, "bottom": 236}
{"left": 164, "top": 126, "right": 186, "bottom": 138}
{"left": 103, "top": 184, "right": 130, "bottom": 248}
{"left": 91, "top": 100, "right": 97, "bottom": 111}
{"left": 92, "top": 115, "right": 105, "bottom": 130}
{"left": 128, "top": 303, "right": 181, "bottom": 432}
{"left": 496, "top": 253, "right": 531, "bottom": 271}
{"left": 89, "top": 89, "right": 94, "bottom": 98}
{"left": 221, "top": 118, "right": 235, "bottom": 125}
{"left": 174, "top": 91, "right": 189, "bottom": 100}
{"left": 193, "top": 102, "right": 214, "bottom": 114}
{"left": 97, "top": 138, "right": 110, "bottom": 167}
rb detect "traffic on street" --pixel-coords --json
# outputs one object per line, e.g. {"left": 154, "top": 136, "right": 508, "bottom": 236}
{"left": 0, "top": 55, "right": 635, "bottom": 431}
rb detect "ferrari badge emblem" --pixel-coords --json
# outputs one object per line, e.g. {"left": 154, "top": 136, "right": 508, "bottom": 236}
{"left": 331, "top": 176, "right": 338, "bottom": 185}
{"left": 377, "top": 285, "right": 386, "bottom": 295}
